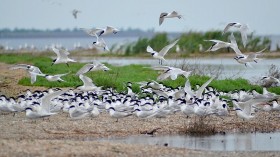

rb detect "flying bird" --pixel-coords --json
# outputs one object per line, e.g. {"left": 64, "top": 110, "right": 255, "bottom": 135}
{"left": 150, "top": 66, "right": 192, "bottom": 81}
{"left": 51, "top": 46, "right": 76, "bottom": 67}
{"left": 72, "top": 9, "right": 81, "bottom": 19}
{"left": 76, "top": 61, "right": 110, "bottom": 76}
{"left": 223, "top": 22, "right": 249, "bottom": 47}
{"left": 9, "top": 64, "right": 44, "bottom": 84}
{"left": 92, "top": 34, "right": 110, "bottom": 51}
{"left": 146, "top": 39, "right": 179, "bottom": 65}
{"left": 159, "top": 11, "right": 182, "bottom": 26}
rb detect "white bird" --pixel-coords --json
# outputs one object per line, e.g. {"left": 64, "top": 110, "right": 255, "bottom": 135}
{"left": 72, "top": 9, "right": 81, "bottom": 19}
{"left": 272, "top": 100, "right": 280, "bottom": 111}
{"left": 150, "top": 66, "right": 192, "bottom": 81}
{"left": 76, "top": 61, "right": 110, "bottom": 76}
{"left": 235, "top": 108, "right": 255, "bottom": 120}
{"left": 107, "top": 107, "right": 132, "bottom": 122}
{"left": 25, "top": 90, "right": 65, "bottom": 119}
{"left": 146, "top": 39, "right": 179, "bottom": 64}
{"left": 92, "top": 34, "right": 110, "bottom": 51}
{"left": 98, "top": 26, "right": 119, "bottom": 36}
{"left": 10, "top": 64, "right": 44, "bottom": 84}
{"left": 261, "top": 76, "right": 280, "bottom": 86}
{"left": 76, "top": 74, "right": 102, "bottom": 91}
{"left": 234, "top": 48, "right": 266, "bottom": 67}
{"left": 51, "top": 46, "right": 76, "bottom": 67}
{"left": 223, "top": 22, "right": 249, "bottom": 47}
{"left": 68, "top": 105, "right": 91, "bottom": 120}
{"left": 159, "top": 11, "right": 182, "bottom": 26}
{"left": 205, "top": 33, "right": 240, "bottom": 53}
{"left": 32, "top": 72, "right": 70, "bottom": 82}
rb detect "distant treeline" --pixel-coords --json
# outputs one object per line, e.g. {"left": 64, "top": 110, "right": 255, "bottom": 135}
{"left": 0, "top": 28, "right": 159, "bottom": 38}
{"left": 125, "top": 31, "right": 272, "bottom": 54}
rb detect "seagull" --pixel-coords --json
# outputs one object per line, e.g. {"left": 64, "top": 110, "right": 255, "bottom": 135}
{"left": 25, "top": 90, "right": 66, "bottom": 119}
{"left": 51, "top": 46, "right": 76, "bottom": 67}
{"left": 76, "top": 61, "right": 110, "bottom": 76}
{"left": 234, "top": 48, "right": 266, "bottom": 67}
{"left": 92, "top": 34, "right": 110, "bottom": 51}
{"left": 146, "top": 39, "right": 179, "bottom": 65}
{"left": 150, "top": 66, "right": 192, "bottom": 81}
{"left": 10, "top": 64, "right": 44, "bottom": 84}
{"left": 72, "top": 9, "right": 81, "bottom": 19}
{"left": 76, "top": 74, "right": 102, "bottom": 91}
{"left": 159, "top": 11, "right": 182, "bottom": 26}
{"left": 223, "top": 22, "right": 249, "bottom": 47}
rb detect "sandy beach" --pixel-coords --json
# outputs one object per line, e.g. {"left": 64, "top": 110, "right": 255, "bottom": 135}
{"left": 1, "top": 62, "right": 280, "bottom": 156}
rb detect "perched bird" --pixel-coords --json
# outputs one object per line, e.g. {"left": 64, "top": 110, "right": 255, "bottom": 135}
{"left": 97, "top": 26, "right": 119, "bottom": 36}
{"left": 51, "top": 46, "right": 76, "bottom": 67}
{"left": 10, "top": 64, "right": 44, "bottom": 84}
{"left": 72, "top": 9, "right": 81, "bottom": 19}
{"left": 261, "top": 76, "right": 280, "bottom": 87}
{"left": 146, "top": 39, "right": 179, "bottom": 65}
{"left": 159, "top": 11, "right": 182, "bottom": 26}
{"left": 68, "top": 105, "right": 91, "bottom": 120}
{"left": 223, "top": 22, "right": 249, "bottom": 47}
{"left": 76, "top": 61, "right": 110, "bottom": 76}
{"left": 25, "top": 90, "right": 66, "bottom": 119}
{"left": 150, "top": 66, "right": 192, "bottom": 81}
{"left": 107, "top": 107, "right": 132, "bottom": 122}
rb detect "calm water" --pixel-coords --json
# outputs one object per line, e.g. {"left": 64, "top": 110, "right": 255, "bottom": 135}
{"left": 98, "top": 132, "right": 280, "bottom": 151}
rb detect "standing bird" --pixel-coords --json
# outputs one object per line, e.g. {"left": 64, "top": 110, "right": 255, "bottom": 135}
{"left": 72, "top": 9, "right": 81, "bottom": 19}
{"left": 159, "top": 11, "right": 182, "bottom": 26}
{"left": 51, "top": 46, "right": 76, "bottom": 67}
{"left": 146, "top": 39, "right": 179, "bottom": 65}
{"left": 223, "top": 22, "right": 249, "bottom": 47}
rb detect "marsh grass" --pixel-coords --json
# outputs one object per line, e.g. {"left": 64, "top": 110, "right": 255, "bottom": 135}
{"left": 1, "top": 53, "right": 280, "bottom": 94}
{"left": 181, "top": 117, "right": 217, "bottom": 136}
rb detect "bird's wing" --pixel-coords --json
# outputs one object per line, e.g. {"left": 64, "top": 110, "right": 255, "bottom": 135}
{"left": 9, "top": 64, "right": 30, "bottom": 70}
{"left": 240, "top": 24, "right": 249, "bottom": 47}
{"left": 229, "top": 33, "right": 243, "bottom": 56}
{"left": 55, "top": 72, "right": 70, "bottom": 77}
{"left": 79, "top": 74, "right": 95, "bottom": 87}
{"left": 146, "top": 45, "right": 155, "bottom": 53}
{"left": 184, "top": 79, "right": 194, "bottom": 96}
{"left": 52, "top": 46, "right": 60, "bottom": 56}
{"left": 223, "top": 22, "right": 237, "bottom": 34}
{"left": 76, "top": 64, "right": 94, "bottom": 76}
{"left": 41, "top": 90, "right": 66, "bottom": 113}
{"left": 171, "top": 11, "right": 178, "bottom": 16}
{"left": 159, "top": 13, "right": 167, "bottom": 25}
{"left": 150, "top": 66, "right": 171, "bottom": 71}
{"left": 159, "top": 39, "right": 179, "bottom": 56}
{"left": 196, "top": 76, "right": 215, "bottom": 98}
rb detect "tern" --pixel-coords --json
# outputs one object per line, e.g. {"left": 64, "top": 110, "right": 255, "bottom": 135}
{"left": 147, "top": 39, "right": 179, "bottom": 65}
{"left": 25, "top": 90, "right": 66, "bottom": 119}
{"left": 51, "top": 46, "right": 76, "bottom": 67}
{"left": 10, "top": 64, "right": 44, "bottom": 84}
{"left": 68, "top": 105, "right": 91, "bottom": 120}
{"left": 31, "top": 72, "right": 70, "bottom": 82}
{"left": 92, "top": 34, "right": 110, "bottom": 51}
{"left": 223, "top": 22, "right": 249, "bottom": 47}
{"left": 159, "top": 11, "right": 182, "bottom": 26}
{"left": 107, "top": 107, "right": 132, "bottom": 122}
{"left": 234, "top": 48, "right": 266, "bottom": 67}
{"left": 150, "top": 66, "right": 192, "bottom": 81}
{"left": 76, "top": 74, "right": 102, "bottom": 91}
{"left": 97, "top": 26, "right": 119, "bottom": 36}
{"left": 261, "top": 76, "right": 280, "bottom": 86}
{"left": 72, "top": 9, "right": 81, "bottom": 19}
{"left": 205, "top": 33, "right": 241, "bottom": 53}
{"left": 76, "top": 61, "right": 110, "bottom": 76}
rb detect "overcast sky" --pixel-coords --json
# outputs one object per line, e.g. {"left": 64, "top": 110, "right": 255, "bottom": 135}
{"left": 0, "top": 0, "right": 280, "bottom": 35}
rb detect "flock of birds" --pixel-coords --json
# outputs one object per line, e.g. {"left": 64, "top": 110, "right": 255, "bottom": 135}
{"left": 1, "top": 10, "right": 280, "bottom": 123}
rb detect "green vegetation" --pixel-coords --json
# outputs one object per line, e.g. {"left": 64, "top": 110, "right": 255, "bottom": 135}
{"left": 125, "top": 31, "right": 272, "bottom": 55}
{"left": 0, "top": 53, "right": 279, "bottom": 95}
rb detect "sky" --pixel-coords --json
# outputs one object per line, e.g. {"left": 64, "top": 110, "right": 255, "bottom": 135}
{"left": 0, "top": 0, "right": 280, "bottom": 35}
